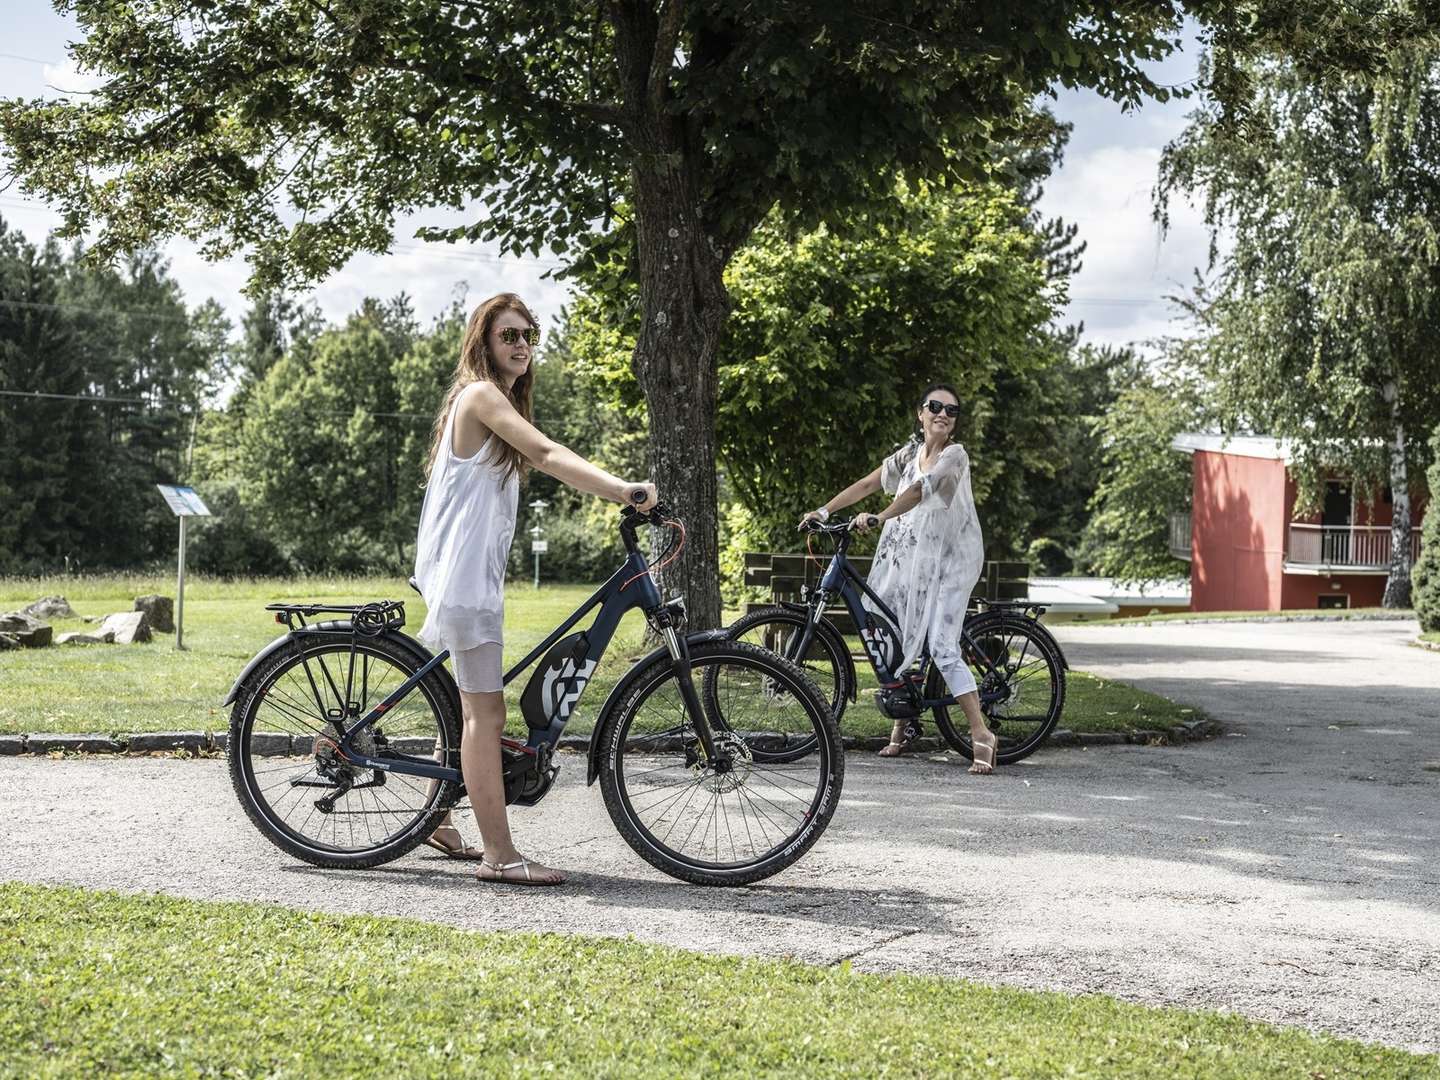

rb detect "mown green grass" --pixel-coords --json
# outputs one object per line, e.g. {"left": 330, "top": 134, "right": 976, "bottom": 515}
{"left": 1098, "top": 606, "right": 1411, "bottom": 626}
{"left": 0, "top": 576, "right": 1201, "bottom": 740}
{"left": 2, "top": 883, "right": 1430, "bottom": 1079}
{"left": 1421, "top": 631, "right": 1440, "bottom": 645}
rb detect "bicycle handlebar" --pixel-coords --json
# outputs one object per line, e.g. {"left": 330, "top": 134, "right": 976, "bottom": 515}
{"left": 799, "top": 517, "right": 856, "bottom": 535}
{"left": 619, "top": 502, "right": 673, "bottom": 553}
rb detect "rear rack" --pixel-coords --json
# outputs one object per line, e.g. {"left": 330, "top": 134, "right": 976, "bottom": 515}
{"left": 266, "top": 599, "right": 406, "bottom": 634}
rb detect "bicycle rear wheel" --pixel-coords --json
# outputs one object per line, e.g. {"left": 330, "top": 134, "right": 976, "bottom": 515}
{"left": 930, "top": 614, "right": 1065, "bottom": 765}
{"left": 228, "top": 633, "right": 462, "bottom": 868}
{"left": 596, "top": 640, "right": 844, "bottom": 885}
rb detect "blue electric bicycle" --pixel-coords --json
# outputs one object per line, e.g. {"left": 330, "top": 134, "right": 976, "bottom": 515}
{"left": 225, "top": 505, "right": 842, "bottom": 886}
{"left": 725, "top": 517, "right": 1066, "bottom": 765}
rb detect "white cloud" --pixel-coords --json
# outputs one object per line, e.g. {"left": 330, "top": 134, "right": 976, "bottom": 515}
{"left": 40, "top": 57, "right": 105, "bottom": 97}
{"left": 1037, "top": 143, "right": 1217, "bottom": 353}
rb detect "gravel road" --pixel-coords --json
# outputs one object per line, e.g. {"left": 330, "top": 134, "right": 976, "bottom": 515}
{"left": 3, "top": 619, "right": 1437, "bottom": 1052}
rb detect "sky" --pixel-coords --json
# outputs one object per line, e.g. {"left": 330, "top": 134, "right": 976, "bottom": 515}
{"left": 0, "top": 5, "right": 1212, "bottom": 353}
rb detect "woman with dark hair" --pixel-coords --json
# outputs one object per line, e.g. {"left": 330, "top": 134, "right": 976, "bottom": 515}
{"left": 414, "top": 293, "right": 657, "bottom": 883}
{"left": 799, "top": 383, "right": 996, "bottom": 772}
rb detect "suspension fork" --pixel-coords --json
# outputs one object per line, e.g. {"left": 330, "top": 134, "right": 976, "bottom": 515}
{"left": 660, "top": 620, "right": 724, "bottom": 767}
{"left": 786, "top": 589, "right": 831, "bottom": 664}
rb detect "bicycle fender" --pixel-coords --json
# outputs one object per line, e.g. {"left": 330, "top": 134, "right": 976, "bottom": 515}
{"left": 585, "top": 628, "right": 730, "bottom": 785}
{"left": 777, "top": 602, "right": 859, "bottom": 702}
{"left": 221, "top": 625, "right": 451, "bottom": 706}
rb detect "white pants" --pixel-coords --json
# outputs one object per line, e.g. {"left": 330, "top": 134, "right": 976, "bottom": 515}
{"left": 929, "top": 637, "right": 977, "bottom": 697}
{"left": 450, "top": 642, "right": 504, "bottom": 694}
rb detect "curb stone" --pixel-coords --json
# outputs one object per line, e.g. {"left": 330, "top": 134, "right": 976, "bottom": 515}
{"left": 1411, "top": 637, "right": 1440, "bottom": 653}
{"left": 26, "top": 734, "right": 126, "bottom": 754}
{"left": 7, "top": 722, "right": 1221, "bottom": 757}
{"left": 127, "top": 732, "right": 206, "bottom": 754}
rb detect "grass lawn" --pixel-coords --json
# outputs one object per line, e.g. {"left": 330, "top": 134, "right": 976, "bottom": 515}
{"left": 3, "top": 883, "right": 1431, "bottom": 1079}
{"left": 0, "top": 576, "right": 1203, "bottom": 740}
{"left": 1097, "top": 606, "right": 1412, "bottom": 626}
{"left": 1421, "top": 631, "right": 1440, "bottom": 645}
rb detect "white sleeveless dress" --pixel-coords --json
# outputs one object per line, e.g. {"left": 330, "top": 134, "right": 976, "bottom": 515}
{"left": 413, "top": 385, "right": 519, "bottom": 687}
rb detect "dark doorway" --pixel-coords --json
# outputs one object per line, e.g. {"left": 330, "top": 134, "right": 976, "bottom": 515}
{"left": 1322, "top": 481, "right": 1351, "bottom": 563}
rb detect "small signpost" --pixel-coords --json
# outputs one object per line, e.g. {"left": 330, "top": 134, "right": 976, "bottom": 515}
{"left": 156, "top": 484, "right": 212, "bottom": 650}
{"left": 529, "top": 499, "right": 550, "bottom": 589}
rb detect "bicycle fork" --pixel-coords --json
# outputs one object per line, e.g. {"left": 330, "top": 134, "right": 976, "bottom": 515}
{"left": 659, "top": 621, "right": 728, "bottom": 770}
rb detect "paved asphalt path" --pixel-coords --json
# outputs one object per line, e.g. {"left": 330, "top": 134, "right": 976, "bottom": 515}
{"left": 3, "top": 620, "right": 1438, "bottom": 1052}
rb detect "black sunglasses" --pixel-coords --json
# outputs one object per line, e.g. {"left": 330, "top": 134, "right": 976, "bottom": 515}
{"left": 499, "top": 326, "right": 541, "bottom": 347}
{"left": 923, "top": 399, "right": 961, "bottom": 418}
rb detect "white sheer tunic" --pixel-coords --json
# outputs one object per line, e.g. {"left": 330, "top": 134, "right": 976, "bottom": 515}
{"left": 864, "top": 440, "right": 985, "bottom": 680}
{"left": 414, "top": 386, "right": 519, "bottom": 655}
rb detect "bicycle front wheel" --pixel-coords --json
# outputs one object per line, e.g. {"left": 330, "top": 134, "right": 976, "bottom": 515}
{"left": 930, "top": 614, "right": 1065, "bottom": 765}
{"left": 596, "top": 640, "right": 844, "bottom": 886}
{"left": 228, "top": 633, "right": 462, "bottom": 868}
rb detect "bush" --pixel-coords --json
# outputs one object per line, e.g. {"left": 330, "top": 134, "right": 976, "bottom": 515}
{"left": 1413, "top": 424, "right": 1440, "bottom": 632}
{"left": 185, "top": 482, "right": 291, "bottom": 576}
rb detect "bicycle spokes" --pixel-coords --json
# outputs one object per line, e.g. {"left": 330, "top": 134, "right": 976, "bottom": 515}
{"left": 241, "top": 643, "right": 453, "bottom": 853}
{"left": 614, "top": 652, "right": 832, "bottom": 870}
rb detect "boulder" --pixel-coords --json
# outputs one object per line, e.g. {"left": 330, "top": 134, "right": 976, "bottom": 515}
{"left": 0, "top": 633, "right": 19, "bottom": 650}
{"left": 99, "top": 610, "right": 152, "bottom": 644}
{"left": 133, "top": 594, "right": 175, "bottom": 633}
{"left": 0, "top": 611, "right": 42, "bottom": 634}
{"left": 56, "top": 630, "right": 115, "bottom": 646}
{"left": 0, "top": 612, "right": 53, "bottom": 648}
{"left": 23, "top": 595, "right": 75, "bottom": 620}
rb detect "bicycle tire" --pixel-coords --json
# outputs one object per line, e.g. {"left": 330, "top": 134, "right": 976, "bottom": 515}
{"left": 596, "top": 640, "right": 844, "bottom": 886}
{"left": 719, "top": 605, "right": 852, "bottom": 763}
{"left": 228, "top": 633, "right": 462, "bottom": 869}
{"left": 929, "top": 613, "right": 1065, "bottom": 765}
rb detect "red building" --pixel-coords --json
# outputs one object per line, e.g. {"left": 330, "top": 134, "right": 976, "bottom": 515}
{"left": 1169, "top": 434, "right": 1427, "bottom": 612}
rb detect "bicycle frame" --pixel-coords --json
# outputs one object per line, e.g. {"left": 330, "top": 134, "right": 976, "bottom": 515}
{"left": 273, "top": 513, "right": 699, "bottom": 788}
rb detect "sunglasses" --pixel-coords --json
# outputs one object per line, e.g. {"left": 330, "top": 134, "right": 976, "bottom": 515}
{"left": 498, "top": 326, "right": 541, "bottom": 347}
{"left": 923, "top": 399, "right": 961, "bottom": 418}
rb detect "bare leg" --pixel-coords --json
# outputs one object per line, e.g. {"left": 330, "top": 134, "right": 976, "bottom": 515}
{"left": 458, "top": 688, "right": 564, "bottom": 884}
{"left": 956, "top": 690, "right": 997, "bottom": 774}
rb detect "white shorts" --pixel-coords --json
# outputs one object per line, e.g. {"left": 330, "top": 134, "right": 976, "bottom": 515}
{"left": 450, "top": 642, "right": 504, "bottom": 694}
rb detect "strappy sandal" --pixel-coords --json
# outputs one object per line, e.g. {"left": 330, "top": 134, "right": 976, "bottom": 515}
{"left": 969, "top": 731, "right": 998, "bottom": 775}
{"left": 475, "top": 856, "right": 565, "bottom": 887}
{"left": 423, "top": 824, "right": 485, "bottom": 861}
{"left": 877, "top": 723, "right": 912, "bottom": 758}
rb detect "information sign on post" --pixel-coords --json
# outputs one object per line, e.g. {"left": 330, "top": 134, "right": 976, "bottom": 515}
{"left": 156, "top": 485, "right": 212, "bottom": 650}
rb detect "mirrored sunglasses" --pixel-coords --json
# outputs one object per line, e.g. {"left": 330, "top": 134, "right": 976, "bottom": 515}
{"left": 499, "top": 326, "right": 541, "bottom": 347}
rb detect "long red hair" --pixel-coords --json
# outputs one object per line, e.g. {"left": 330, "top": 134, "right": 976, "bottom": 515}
{"left": 424, "top": 293, "right": 537, "bottom": 482}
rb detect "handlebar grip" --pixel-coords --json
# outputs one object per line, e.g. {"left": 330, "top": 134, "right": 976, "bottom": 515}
{"left": 629, "top": 489, "right": 649, "bottom": 505}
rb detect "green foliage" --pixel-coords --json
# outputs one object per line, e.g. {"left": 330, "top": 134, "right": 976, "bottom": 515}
{"left": 1157, "top": 52, "right": 1440, "bottom": 602}
{"left": 573, "top": 185, "right": 1069, "bottom": 558}
{"left": 1413, "top": 425, "right": 1440, "bottom": 632}
{"left": 1080, "top": 362, "right": 1202, "bottom": 582}
{"left": 233, "top": 298, "right": 420, "bottom": 572}
{"left": 4, "top": 883, "right": 1432, "bottom": 1078}
{"left": 0, "top": 219, "right": 228, "bottom": 573}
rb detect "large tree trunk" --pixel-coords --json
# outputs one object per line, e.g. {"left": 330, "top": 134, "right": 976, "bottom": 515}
{"left": 628, "top": 157, "right": 729, "bottom": 631}
{"left": 1381, "top": 382, "right": 1412, "bottom": 609}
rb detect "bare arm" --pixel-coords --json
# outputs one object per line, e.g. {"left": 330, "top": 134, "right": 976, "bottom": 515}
{"left": 462, "top": 382, "right": 655, "bottom": 507}
{"left": 798, "top": 466, "right": 883, "bottom": 527}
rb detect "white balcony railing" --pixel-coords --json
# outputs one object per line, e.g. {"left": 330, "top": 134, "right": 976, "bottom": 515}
{"left": 1287, "top": 524, "right": 1422, "bottom": 569}
{"left": 1168, "top": 511, "right": 1192, "bottom": 561}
